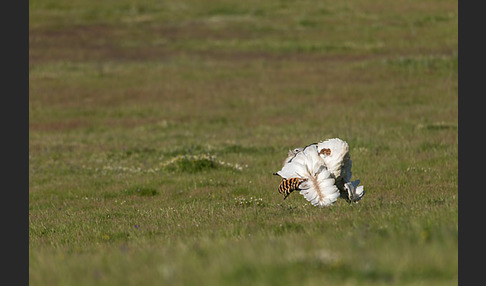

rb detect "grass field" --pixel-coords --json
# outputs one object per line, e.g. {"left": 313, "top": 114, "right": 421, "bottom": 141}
{"left": 29, "top": 0, "right": 458, "bottom": 285}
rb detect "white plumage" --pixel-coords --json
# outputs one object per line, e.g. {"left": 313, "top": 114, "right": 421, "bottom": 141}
{"left": 317, "top": 138, "right": 364, "bottom": 202}
{"left": 317, "top": 138, "right": 350, "bottom": 180}
{"left": 276, "top": 144, "right": 340, "bottom": 207}
{"left": 282, "top": 147, "right": 304, "bottom": 167}
{"left": 274, "top": 138, "right": 365, "bottom": 207}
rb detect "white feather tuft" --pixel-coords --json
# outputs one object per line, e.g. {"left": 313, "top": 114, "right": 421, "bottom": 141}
{"left": 317, "top": 138, "right": 350, "bottom": 180}
{"left": 282, "top": 147, "right": 304, "bottom": 167}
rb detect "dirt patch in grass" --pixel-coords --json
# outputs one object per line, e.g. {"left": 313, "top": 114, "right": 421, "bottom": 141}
{"left": 29, "top": 24, "right": 174, "bottom": 63}
{"left": 29, "top": 23, "right": 389, "bottom": 65}
{"left": 29, "top": 119, "right": 94, "bottom": 132}
{"left": 29, "top": 117, "right": 166, "bottom": 132}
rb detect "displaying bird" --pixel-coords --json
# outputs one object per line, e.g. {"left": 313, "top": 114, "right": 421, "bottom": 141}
{"left": 274, "top": 138, "right": 365, "bottom": 207}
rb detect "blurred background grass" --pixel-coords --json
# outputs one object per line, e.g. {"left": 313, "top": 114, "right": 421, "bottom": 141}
{"left": 29, "top": 0, "right": 457, "bottom": 285}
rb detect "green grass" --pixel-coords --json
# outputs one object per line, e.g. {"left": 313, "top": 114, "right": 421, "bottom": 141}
{"left": 29, "top": 0, "right": 458, "bottom": 285}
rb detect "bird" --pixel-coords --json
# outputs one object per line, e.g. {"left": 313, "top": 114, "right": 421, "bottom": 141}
{"left": 274, "top": 138, "right": 365, "bottom": 207}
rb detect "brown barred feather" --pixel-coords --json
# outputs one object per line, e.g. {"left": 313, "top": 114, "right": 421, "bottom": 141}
{"left": 278, "top": 178, "right": 307, "bottom": 200}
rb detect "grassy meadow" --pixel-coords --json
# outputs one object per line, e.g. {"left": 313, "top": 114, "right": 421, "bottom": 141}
{"left": 29, "top": 0, "right": 458, "bottom": 285}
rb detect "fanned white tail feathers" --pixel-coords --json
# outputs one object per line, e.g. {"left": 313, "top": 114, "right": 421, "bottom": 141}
{"left": 276, "top": 145, "right": 340, "bottom": 207}
{"left": 275, "top": 138, "right": 365, "bottom": 207}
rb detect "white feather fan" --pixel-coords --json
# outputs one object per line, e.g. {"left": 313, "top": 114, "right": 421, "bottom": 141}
{"left": 275, "top": 144, "right": 340, "bottom": 207}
